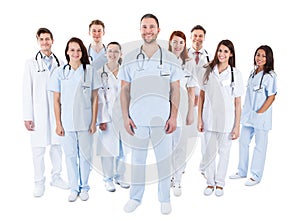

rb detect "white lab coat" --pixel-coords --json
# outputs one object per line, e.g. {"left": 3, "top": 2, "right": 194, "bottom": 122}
{"left": 22, "top": 54, "right": 63, "bottom": 147}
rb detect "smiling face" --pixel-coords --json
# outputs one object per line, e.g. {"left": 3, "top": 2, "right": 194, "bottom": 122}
{"left": 217, "top": 44, "right": 232, "bottom": 64}
{"left": 191, "top": 29, "right": 205, "bottom": 51}
{"left": 255, "top": 49, "right": 266, "bottom": 70}
{"left": 170, "top": 35, "right": 185, "bottom": 57}
{"left": 89, "top": 24, "right": 105, "bottom": 44}
{"left": 37, "top": 33, "right": 53, "bottom": 54}
{"left": 140, "top": 17, "right": 160, "bottom": 44}
{"left": 106, "top": 44, "right": 121, "bottom": 63}
{"left": 67, "top": 42, "right": 82, "bottom": 62}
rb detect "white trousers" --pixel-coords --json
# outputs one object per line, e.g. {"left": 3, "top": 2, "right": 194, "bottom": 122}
{"left": 31, "top": 144, "right": 63, "bottom": 184}
{"left": 201, "top": 131, "right": 232, "bottom": 187}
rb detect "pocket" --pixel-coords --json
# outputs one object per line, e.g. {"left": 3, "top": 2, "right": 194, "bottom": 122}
{"left": 249, "top": 111, "right": 265, "bottom": 129}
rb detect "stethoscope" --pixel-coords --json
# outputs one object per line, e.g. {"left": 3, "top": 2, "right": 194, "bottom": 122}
{"left": 136, "top": 45, "right": 163, "bottom": 72}
{"left": 35, "top": 51, "right": 60, "bottom": 72}
{"left": 249, "top": 69, "right": 265, "bottom": 93}
{"left": 99, "top": 65, "right": 109, "bottom": 101}
{"left": 62, "top": 64, "right": 88, "bottom": 90}
{"left": 88, "top": 44, "right": 106, "bottom": 62}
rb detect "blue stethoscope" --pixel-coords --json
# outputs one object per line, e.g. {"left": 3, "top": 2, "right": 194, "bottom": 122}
{"left": 35, "top": 51, "right": 60, "bottom": 72}
{"left": 136, "top": 45, "right": 163, "bottom": 72}
{"left": 88, "top": 44, "right": 106, "bottom": 62}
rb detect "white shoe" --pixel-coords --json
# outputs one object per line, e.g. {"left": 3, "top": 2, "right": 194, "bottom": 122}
{"left": 229, "top": 173, "right": 246, "bottom": 179}
{"left": 68, "top": 191, "right": 78, "bottom": 202}
{"left": 215, "top": 187, "right": 224, "bottom": 197}
{"left": 50, "top": 177, "right": 69, "bottom": 189}
{"left": 105, "top": 181, "right": 116, "bottom": 192}
{"left": 161, "top": 202, "right": 172, "bottom": 215}
{"left": 245, "top": 178, "right": 259, "bottom": 186}
{"left": 124, "top": 199, "right": 140, "bottom": 213}
{"left": 79, "top": 190, "right": 89, "bottom": 201}
{"left": 203, "top": 186, "right": 214, "bottom": 196}
{"left": 115, "top": 179, "right": 130, "bottom": 189}
{"left": 173, "top": 184, "right": 182, "bottom": 197}
{"left": 33, "top": 184, "right": 45, "bottom": 197}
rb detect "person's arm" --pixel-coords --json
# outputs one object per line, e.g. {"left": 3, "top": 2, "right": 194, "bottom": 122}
{"left": 257, "top": 95, "right": 276, "bottom": 113}
{"left": 89, "top": 89, "right": 99, "bottom": 134}
{"left": 197, "top": 90, "right": 205, "bottom": 132}
{"left": 165, "top": 80, "right": 180, "bottom": 134}
{"left": 53, "top": 92, "right": 64, "bottom": 136}
{"left": 231, "top": 96, "right": 241, "bottom": 140}
{"left": 186, "top": 86, "right": 195, "bottom": 125}
{"left": 120, "top": 80, "right": 136, "bottom": 135}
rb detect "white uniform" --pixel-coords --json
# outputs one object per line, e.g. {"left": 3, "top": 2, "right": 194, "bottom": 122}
{"left": 48, "top": 64, "right": 101, "bottom": 193}
{"left": 22, "top": 52, "right": 64, "bottom": 185}
{"left": 88, "top": 45, "right": 107, "bottom": 72}
{"left": 97, "top": 64, "right": 128, "bottom": 183}
{"left": 119, "top": 46, "right": 184, "bottom": 203}
{"left": 237, "top": 70, "right": 277, "bottom": 182}
{"left": 171, "top": 58, "right": 197, "bottom": 185}
{"left": 199, "top": 65, "right": 244, "bottom": 187}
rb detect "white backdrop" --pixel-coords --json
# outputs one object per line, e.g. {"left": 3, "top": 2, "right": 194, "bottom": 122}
{"left": 0, "top": 0, "right": 299, "bottom": 220}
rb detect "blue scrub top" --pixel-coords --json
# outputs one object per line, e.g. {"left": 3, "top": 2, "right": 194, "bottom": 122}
{"left": 119, "top": 47, "right": 185, "bottom": 126}
{"left": 48, "top": 64, "right": 101, "bottom": 131}
{"left": 241, "top": 70, "right": 277, "bottom": 131}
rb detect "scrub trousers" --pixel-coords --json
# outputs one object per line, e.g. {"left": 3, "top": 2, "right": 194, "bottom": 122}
{"left": 32, "top": 144, "right": 63, "bottom": 185}
{"left": 61, "top": 131, "right": 93, "bottom": 193}
{"left": 200, "top": 131, "right": 232, "bottom": 188}
{"left": 126, "top": 126, "right": 172, "bottom": 203}
{"left": 238, "top": 126, "right": 269, "bottom": 182}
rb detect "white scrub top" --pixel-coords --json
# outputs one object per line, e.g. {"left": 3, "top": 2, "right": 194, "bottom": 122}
{"left": 199, "top": 65, "right": 244, "bottom": 133}
{"left": 97, "top": 64, "right": 121, "bottom": 124}
{"left": 48, "top": 64, "right": 101, "bottom": 131}
{"left": 88, "top": 46, "right": 108, "bottom": 72}
{"left": 119, "top": 47, "right": 185, "bottom": 127}
{"left": 22, "top": 53, "right": 63, "bottom": 147}
{"left": 241, "top": 70, "right": 277, "bottom": 131}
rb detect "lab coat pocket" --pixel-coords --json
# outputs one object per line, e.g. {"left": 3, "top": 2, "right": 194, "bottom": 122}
{"left": 82, "top": 82, "right": 92, "bottom": 108}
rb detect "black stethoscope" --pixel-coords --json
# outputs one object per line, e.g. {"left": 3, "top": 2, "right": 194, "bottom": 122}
{"left": 35, "top": 51, "right": 60, "bottom": 72}
{"left": 62, "top": 64, "right": 88, "bottom": 86}
{"left": 249, "top": 69, "right": 266, "bottom": 93}
{"left": 136, "top": 45, "right": 163, "bottom": 71}
{"left": 88, "top": 44, "right": 106, "bottom": 62}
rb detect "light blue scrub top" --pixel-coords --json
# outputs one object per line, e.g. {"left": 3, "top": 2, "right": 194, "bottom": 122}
{"left": 48, "top": 64, "right": 101, "bottom": 131}
{"left": 89, "top": 46, "right": 107, "bottom": 72}
{"left": 119, "top": 47, "right": 185, "bottom": 127}
{"left": 241, "top": 70, "right": 277, "bottom": 131}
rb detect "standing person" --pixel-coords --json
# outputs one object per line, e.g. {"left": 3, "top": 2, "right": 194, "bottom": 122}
{"left": 48, "top": 37, "right": 100, "bottom": 202}
{"left": 87, "top": 19, "right": 107, "bottom": 71}
{"left": 119, "top": 13, "right": 184, "bottom": 215}
{"left": 197, "top": 39, "right": 243, "bottom": 197}
{"left": 229, "top": 45, "right": 277, "bottom": 186}
{"left": 97, "top": 42, "right": 130, "bottom": 192}
{"left": 22, "top": 27, "right": 69, "bottom": 197}
{"left": 168, "top": 31, "right": 197, "bottom": 196}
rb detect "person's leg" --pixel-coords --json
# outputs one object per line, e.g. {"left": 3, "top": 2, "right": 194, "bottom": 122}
{"left": 237, "top": 126, "right": 255, "bottom": 177}
{"left": 32, "top": 146, "right": 46, "bottom": 196}
{"left": 250, "top": 129, "right": 269, "bottom": 182}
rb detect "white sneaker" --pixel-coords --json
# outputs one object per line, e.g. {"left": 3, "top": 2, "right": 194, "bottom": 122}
{"left": 124, "top": 199, "right": 140, "bottom": 213}
{"left": 105, "top": 181, "right": 116, "bottom": 192}
{"left": 215, "top": 187, "right": 224, "bottom": 197}
{"left": 161, "top": 202, "right": 172, "bottom": 215}
{"left": 173, "top": 184, "right": 182, "bottom": 197}
{"left": 33, "top": 184, "right": 45, "bottom": 197}
{"left": 245, "top": 178, "right": 259, "bottom": 186}
{"left": 229, "top": 173, "right": 246, "bottom": 179}
{"left": 115, "top": 179, "right": 130, "bottom": 189}
{"left": 50, "top": 177, "right": 69, "bottom": 189}
{"left": 79, "top": 190, "right": 89, "bottom": 201}
{"left": 203, "top": 186, "right": 214, "bottom": 196}
{"left": 68, "top": 191, "right": 78, "bottom": 202}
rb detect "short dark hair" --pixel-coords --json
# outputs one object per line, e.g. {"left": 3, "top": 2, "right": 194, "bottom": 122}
{"left": 89, "top": 19, "right": 105, "bottom": 31}
{"left": 36, "top": 27, "right": 53, "bottom": 40}
{"left": 140, "top": 13, "right": 159, "bottom": 28}
{"left": 191, "top": 25, "right": 206, "bottom": 35}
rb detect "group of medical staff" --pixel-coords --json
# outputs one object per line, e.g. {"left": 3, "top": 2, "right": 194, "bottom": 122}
{"left": 23, "top": 13, "right": 277, "bottom": 215}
